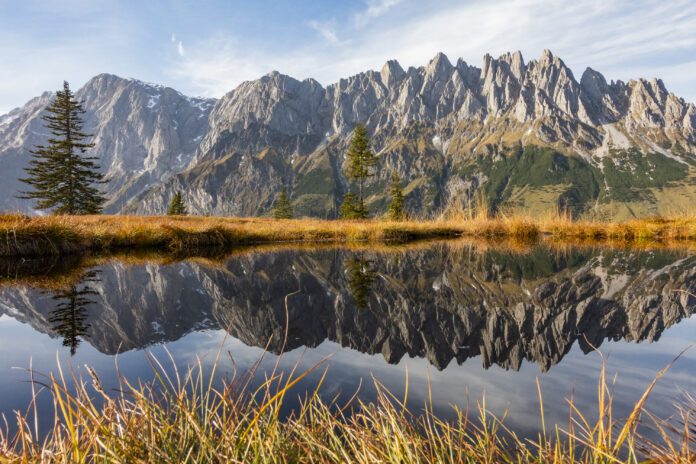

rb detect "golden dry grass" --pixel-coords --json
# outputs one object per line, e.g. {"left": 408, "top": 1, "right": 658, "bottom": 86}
{"left": 3, "top": 211, "right": 696, "bottom": 257}
{"left": 0, "top": 214, "right": 460, "bottom": 257}
{"left": 1, "top": 334, "right": 693, "bottom": 463}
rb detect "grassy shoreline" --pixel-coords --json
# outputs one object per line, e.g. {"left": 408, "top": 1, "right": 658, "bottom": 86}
{"left": 3, "top": 213, "right": 696, "bottom": 257}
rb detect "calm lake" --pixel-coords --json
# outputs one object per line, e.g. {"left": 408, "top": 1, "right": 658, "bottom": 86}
{"left": 1, "top": 240, "right": 695, "bottom": 437}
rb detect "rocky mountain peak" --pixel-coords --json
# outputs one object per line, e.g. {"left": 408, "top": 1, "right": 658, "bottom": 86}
{"left": 539, "top": 48, "right": 555, "bottom": 64}
{"left": 426, "top": 52, "right": 453, "bottom": 78}
{"left": 650, "top": 77, "right": 668, "bottom": 98}
{"left": 498, "top": 50, "right": 526, "bottom": 80}
{"left": 527, "top": 50, "right": 576, "bottom": 88}
{"left": 82, "top": 73, "right": 122, "bottom": 92}
{"left": 0, "top": 73, "right": 216, "bottom": 213}
{"left": 380, "top": 59, "right": 405, "bottom": 88}
{"left": 124, "top": 49, "right": 696, "bottom": 217}
{"left": 3, "top": 49, "right": 696, "bottom": 218}
{"left": 625, "top": 77, "right": 691, "bottom": 131}
{"left": 454, "top": 58, "right": 471, "bottom": 74}
{"left": 481, "top": 52, "right": 525, "bottom": 116}
{"left": 580, "top": 67, "right": 608, "bottom": 94}
{"left": 519, "top": 50, "right": 580, "bottom": 118}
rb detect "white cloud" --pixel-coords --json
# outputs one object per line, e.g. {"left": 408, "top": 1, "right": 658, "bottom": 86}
{"left": 5, "top": 0, "right": 695, "bottom": 113}
{"left": 168, "top": 0, "right": 696, "bottom": 103}
{"left": 308, "top": 20, "right": 340, "bottom": 45}
{"left": 167, "top": 35, "right": 282, "bottom": 97}
{"left": 0, "top": 1, "right": 146, "bottom": 114}
{"left": 353, "top": 0, "right": 404, "bottom": 26}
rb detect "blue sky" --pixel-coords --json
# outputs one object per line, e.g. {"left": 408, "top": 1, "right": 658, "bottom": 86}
{"left": 1, "top": 0, "right": 695, "bottom": 114}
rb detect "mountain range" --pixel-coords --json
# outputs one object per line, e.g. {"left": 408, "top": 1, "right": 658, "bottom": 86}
{"left": 1, "top": 50, "right": 695, "bottom": 219}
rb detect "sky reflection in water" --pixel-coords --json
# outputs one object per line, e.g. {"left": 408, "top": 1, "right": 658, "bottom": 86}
{"left": 0, "top": 240, "right": 695, "bottom": 437}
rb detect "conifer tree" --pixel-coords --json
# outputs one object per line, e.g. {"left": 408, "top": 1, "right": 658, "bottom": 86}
{"left": 18, "top": 81, "right": 106, "bottom": 214}
{"left": 344, "top": 123, "right": 377, "bottom": 218}
{"left": 339, "top": 192, "right": 364, "bottom": 219}
{"left": 167, "top": 190, "right": 187, "bottom": 215}
{"left": 387, "top": 170, "right": 405, "bottom": 220}
{"left": 273, "top": 187, "right": 293, "bottom": 219}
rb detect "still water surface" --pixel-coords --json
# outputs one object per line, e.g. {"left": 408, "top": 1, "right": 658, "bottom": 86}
{"left": 0, "top": 240, "right": 695, "bottom": 437}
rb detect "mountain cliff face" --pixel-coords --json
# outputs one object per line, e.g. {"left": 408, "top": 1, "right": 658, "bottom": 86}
{"left": 2, "top": 50, "right": 696, "bottom": 218}
{"left": 127, "top": 50, "right": 696, "bottom": 219}
{"left": 0, "top": 74, "right": 214, "bottom": 213}
{"left": 1, "top": 244, "right": 694, "bottom": 372}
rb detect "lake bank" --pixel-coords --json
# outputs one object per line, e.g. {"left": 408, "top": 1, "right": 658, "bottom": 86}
{"left": 2, "top": 213, "right": 696, "bottom": 257}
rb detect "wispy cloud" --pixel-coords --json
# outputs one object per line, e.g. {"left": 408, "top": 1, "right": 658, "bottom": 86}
{"left": 308, "top": 20, "right": 340, "bottom": 45}
{"left": 168, "top": 0, "right": 696, "bottom": 103}
{"left": 167, "top": 34, "right": 292, "bottom": 98}
{"left": 3, "top": 0, "right": 696, "bottom": 113}
{"left": 0, "top": 3, "right": 145, "bottom": 113}
{"left": 353, "top": 0, "right": 404, "bottom": 27}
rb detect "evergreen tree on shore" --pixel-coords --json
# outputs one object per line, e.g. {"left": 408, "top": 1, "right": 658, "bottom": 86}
{"left": 387, "top": 170, "right": 405, "bottom": 220}
{"left": 167, "top": 190, "right": 187, "bottom": 215}
{"left": 273, "top": 188, "right": 293, "bottom": 219}
{"left": 343, "top": 123, "right": 377, "bottom": 218}
{"left": 339, "top": 192, "right": 365, "bottom": 219}
{"left": 18, "top": 81, "right": 105, "bottom": 214}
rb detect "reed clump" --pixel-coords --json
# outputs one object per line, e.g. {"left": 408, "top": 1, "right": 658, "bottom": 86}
{"left": 0, "top": 341, "right": 693, "bottom": 463}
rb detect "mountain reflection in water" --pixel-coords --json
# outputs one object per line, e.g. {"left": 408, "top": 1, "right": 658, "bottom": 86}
{"left": 1, "top": 241, "right": 694, "bottom": 371}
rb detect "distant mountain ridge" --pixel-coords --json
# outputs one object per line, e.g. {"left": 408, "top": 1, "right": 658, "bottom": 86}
{"left": 0, "top": 74, "right": 214, "bottom": 213}
{"left": 1, "top": 50, "right": 695, "bottom": 218}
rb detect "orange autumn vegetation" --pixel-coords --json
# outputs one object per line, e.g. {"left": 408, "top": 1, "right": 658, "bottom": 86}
{"left": 2, "top": 210, "right": 696, "bottom": 257}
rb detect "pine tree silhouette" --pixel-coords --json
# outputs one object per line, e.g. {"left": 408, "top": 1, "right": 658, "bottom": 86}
{"left": 387, "top": 170, "right": 405, "bottom": 219}
{"left": 273, "top": 187, "right": 293, "bottom": 219}
{"left": 167, "top": 190, "right": 187, "bottom": 215}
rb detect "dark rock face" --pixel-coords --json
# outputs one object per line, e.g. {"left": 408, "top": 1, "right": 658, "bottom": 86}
{"left": 1, "top": 244, "right": 694, "bottom": 372}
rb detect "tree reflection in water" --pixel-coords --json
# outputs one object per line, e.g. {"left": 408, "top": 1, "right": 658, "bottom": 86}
{"left": 47, "top": 270, "right": 101, "bottom": 356}
{"left": 345, "top": 256, "right": 377, "bottom": 311}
